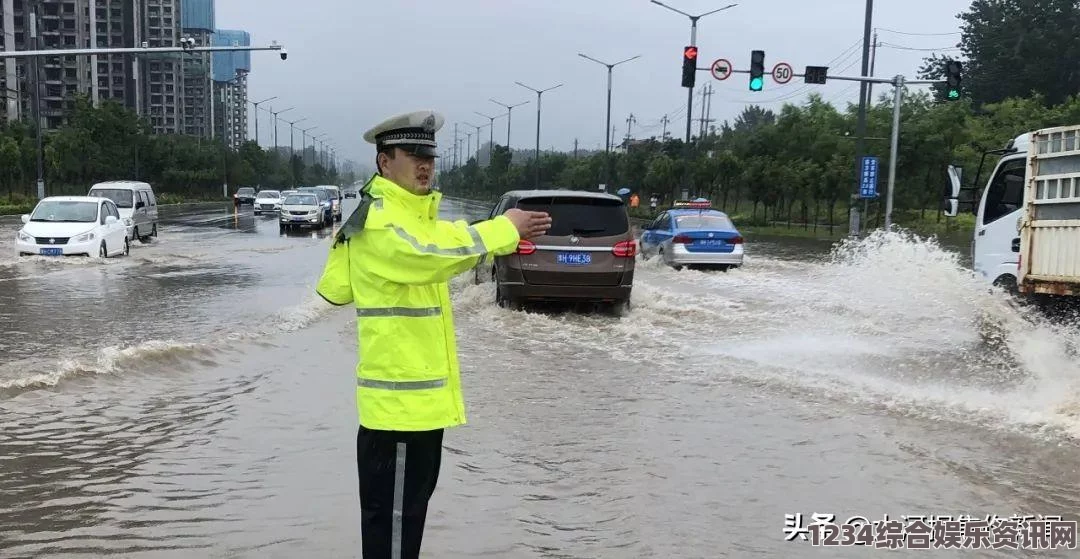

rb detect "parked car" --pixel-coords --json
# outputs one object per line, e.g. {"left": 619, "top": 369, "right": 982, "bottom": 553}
{"left": 473, "top": 189, "right": 636, "bottom": 314}
{"left": 87, "top": 180, "right": 159, "bottom": 243}
{"left": 15, "top": 196, "right": 130, "bottom": 258}
{"left": 279, "top": 192, "right": 328, "bottom": 232}
{"left": 254, "top": 190, "right": 282, "bottom": 215}
{"left": 233, "top": 187, "right": 256, "bottom": 207}
{"left": 638, "top": 199, "right": 744, "bottom": 271}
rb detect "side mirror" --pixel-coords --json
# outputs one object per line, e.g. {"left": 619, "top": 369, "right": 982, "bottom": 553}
{"left": 942, "top": 164, "right": 962, "bottom": 218}
{"left": 21, "top": 214, "right": 29, "bottom": 224}
{"left": 1011, "top": 237, "right": 1020, "bottom": 253}
{"left": 105, "top": 215, "right": 118, "bottom": 224}
{"left": 136, "top": 201, "right": 146, "bottom": 209}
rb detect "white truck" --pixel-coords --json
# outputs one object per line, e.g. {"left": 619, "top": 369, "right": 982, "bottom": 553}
{"left": 944, "top": 124, "right": 1080, "bottom": 303}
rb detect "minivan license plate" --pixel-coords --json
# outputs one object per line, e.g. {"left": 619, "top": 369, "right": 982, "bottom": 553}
{"left": 699, "top": 239, "right": 724, "bottom": 246}
{"left": 557, "top": 252, "right": 591, "bottom": 265}
{"left": 39, "top": 247, "right": 62, "bottom": 256}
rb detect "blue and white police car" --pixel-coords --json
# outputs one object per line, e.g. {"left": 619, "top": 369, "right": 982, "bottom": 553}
{"left": 638, "top": 199, "right": 744, "bottom": 271}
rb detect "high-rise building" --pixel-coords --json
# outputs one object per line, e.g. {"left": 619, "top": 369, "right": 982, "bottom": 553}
{"left": 212, "top": 28, "right": 249, "bottom": 149}
{"left": 0, "top": 0, "right": 258, "bottom": 143}
{"left": 139, "top": 0, "right": 180, "bottom": 134}
{"left": 179, "top": 0, "right": 212, "bottom": 137}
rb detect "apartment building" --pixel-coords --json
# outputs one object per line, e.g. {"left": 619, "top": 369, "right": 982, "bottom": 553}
{"left": 212, "top": 28, "right": 248, "bottom": 149}
{"left": 0, "top": 1, "right": 257, "bottom": 144}
{"left": 180, "top": 0, "right": 212, "bottom": 137}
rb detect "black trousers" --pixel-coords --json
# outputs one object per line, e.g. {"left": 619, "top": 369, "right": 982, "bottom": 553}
{"left": 357, "top": 424, "right": 444, "bottom": 559}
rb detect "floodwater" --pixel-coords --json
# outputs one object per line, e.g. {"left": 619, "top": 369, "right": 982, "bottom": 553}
{"left": 1, "top": 198, "right": 1079, "bottom": 558}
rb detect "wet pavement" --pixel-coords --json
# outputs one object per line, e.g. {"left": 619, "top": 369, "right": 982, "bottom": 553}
{"left": 1, "top": 199, "right": 1079, "bottom": 558}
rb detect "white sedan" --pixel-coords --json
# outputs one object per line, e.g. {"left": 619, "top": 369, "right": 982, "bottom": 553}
{"left": 254, "top": 190, "right": 282, "bottom": 215}
{"left": 15, "top": 196, "right": 130, "bottom": 258}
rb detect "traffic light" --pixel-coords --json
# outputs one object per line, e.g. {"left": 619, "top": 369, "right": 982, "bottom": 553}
{"left": 749, "top": 50, "right": 765, "bottom": 91}
{"left": 945, "top": 60, "right": 962, "bottom": 100}
{"left": 682, "top": 46, "right": 698, "bottom": 88}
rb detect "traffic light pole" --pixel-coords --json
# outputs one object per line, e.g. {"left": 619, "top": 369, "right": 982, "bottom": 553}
{"left": 705, "top": 64, "right": 942, "bottom": 232}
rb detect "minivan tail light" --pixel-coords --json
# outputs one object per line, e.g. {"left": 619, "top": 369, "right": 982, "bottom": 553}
{"left": 516, "top": 240, "right": 536, "bottom": 255}
{"left": 673, "top": 234, "right": 692, "bottom": 244}
{"left": 613, "top": 240, "right": 637, "bottom": 257}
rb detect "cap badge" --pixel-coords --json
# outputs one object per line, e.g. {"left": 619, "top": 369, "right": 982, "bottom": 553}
{"left": 422, "top": 114, "right": 436, "bottom": 133}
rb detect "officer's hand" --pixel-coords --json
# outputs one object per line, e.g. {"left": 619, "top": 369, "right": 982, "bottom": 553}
{"left": 503, "top": 208, "right": 552, "bottom": 239}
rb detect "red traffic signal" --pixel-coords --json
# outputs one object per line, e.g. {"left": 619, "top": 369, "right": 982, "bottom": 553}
{"left": 682, "top": 46, "right": 698, "bottom": 88}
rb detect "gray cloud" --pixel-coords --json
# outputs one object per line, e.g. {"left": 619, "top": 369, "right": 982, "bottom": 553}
{"left": 217, "top": 0, "right": 969, "bottom": 166}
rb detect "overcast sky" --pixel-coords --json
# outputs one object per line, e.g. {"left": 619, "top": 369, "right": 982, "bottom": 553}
{"left": 216, "top": 0, "right": 969, "bottom": 168}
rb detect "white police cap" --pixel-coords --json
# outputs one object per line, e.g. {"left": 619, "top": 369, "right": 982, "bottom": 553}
{"left": 363, "top": 110, "right": 444, "bottom": 158}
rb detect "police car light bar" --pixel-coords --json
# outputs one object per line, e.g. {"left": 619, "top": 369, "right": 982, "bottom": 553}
{"left": 672, "top": 200, "right": 712, "bottom": 209}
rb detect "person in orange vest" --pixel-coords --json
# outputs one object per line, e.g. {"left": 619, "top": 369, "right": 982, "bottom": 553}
{"left": 630, "top": 193, "right": 639, "bottom": 208}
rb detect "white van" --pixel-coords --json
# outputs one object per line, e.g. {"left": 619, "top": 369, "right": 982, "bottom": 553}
{"left": 88, "top": 181, "right": 159, "bottom": 243}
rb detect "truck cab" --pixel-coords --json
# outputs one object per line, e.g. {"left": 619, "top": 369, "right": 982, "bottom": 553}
{"left": 945, "top": 125, "right": 1080, "bottom": 299}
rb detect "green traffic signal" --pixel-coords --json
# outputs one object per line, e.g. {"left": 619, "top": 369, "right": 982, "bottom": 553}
{"left": 750, "top": 77, "right": 763, "bottom": 91}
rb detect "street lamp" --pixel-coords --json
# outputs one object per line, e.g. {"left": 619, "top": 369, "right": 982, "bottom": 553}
{"left": 650, "top": 1, "right": 736, "bottom": 145}
{"left": 489, "top": 98, "right": 529, "bottom": 160}
{"left": 474, "top": 111, "right": 506, "bottom": 166}
{"left": 300, "top": 125, "right": 318, "bottom": 166}
{"left": 465, "top": 121, "right": 487, "bottom": 163}
{"left": 270, "top": 106, "right": 293, "bottom": 153}
{"left": 514, "top": 81, "right": 563, "bottom": 188}
{"left": 578, "top": 53, "right": 641, "bottom": 187}
{"left": 249, "top": 95, "right": 277, "bottom": 146}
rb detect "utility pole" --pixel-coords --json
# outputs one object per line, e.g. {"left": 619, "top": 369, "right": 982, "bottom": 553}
{"left": 698, "top": 85, "right": 709, "bottom": 137}
{"left": 661, "top": 114, "right": 670, "bottom": 139}
{"left": 851, "top": 0, "right": 874, "bottom": 236}
{"left": 574, "top": 138, "right": 579, "bottom": 158}
{"left": 705, "top": 83, "right": 714, "bottom": 137}
{"left": 453, "top": 123, "right": 460, "bottom": 168}
{"left": 29, "top": 3, "right": 43, "bottom": 200}
{"left": 625, "top": 113, "right": 636, "bottom": 143}
{"left": 864, "top": 29, "right": 880, "bottom": 220}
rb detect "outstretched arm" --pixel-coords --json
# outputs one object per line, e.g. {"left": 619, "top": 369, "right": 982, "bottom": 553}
{"left": 361, "top": 215, "right": 521, "bottom": 285}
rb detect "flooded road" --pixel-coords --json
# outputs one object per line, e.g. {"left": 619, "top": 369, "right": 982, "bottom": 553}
{"left": 1, "top": 199, "right": 1080, "bottom": 558}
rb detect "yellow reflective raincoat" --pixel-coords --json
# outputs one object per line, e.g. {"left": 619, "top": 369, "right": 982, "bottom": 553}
{"left": 316, "top": 175, "right": 521, "bottom": 431}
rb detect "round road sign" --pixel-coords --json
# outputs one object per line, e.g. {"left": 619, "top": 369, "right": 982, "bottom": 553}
{"left": 710, "top": 58, "right": 732, "bottom": 81}
{"left": 772, "top": 62, "right": 793, "bottom": 84}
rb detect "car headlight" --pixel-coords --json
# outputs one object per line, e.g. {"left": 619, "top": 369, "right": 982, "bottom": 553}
{"left": 16, "top": 230, "right": 32, "bottom": 242}
{"left": 74, "top": 232, "right": 95, "bottom": 243}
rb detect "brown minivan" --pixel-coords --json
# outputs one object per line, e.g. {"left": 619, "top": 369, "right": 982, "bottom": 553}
{"left": 473, "top": 189, "right": 636, "bottom": 313}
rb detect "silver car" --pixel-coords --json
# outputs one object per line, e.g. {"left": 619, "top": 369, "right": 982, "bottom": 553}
{"left": 279, "top": 193, "right": 327, "bottom": 232}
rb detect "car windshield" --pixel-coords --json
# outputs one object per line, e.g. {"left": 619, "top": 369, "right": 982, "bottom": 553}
{"left": 284, "top": 194, "right": 317, "bottom": 206}
{"left": 257, "top": 190, "right": 280, "bottom": 198}
{"left": 675, "top": 214, "right": 734, "bottom": 230}
{"left": 89, "top": 188, "right": 133, "bottom": 208}
{"left": 237, "top": 188, "right": 255, "bottom": 195}
{"left": 30, "top": 201, "right": 99, "bottom": 223}
{"left": 516, "top": 196, "right": 628, "bottom": 237}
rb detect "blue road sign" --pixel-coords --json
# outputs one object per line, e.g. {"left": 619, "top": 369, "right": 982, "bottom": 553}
{"left": 859, "top": 156, "right": 879, "bottom": 199}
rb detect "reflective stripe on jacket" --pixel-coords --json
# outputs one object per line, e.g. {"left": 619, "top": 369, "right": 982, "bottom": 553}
{"left": 316, "top": 175, "right": 520, "bottom": 431}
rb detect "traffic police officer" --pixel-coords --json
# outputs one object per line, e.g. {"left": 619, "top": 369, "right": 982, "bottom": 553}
{"left": 316, "top": 110, "right": 550, "bottom": 558}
